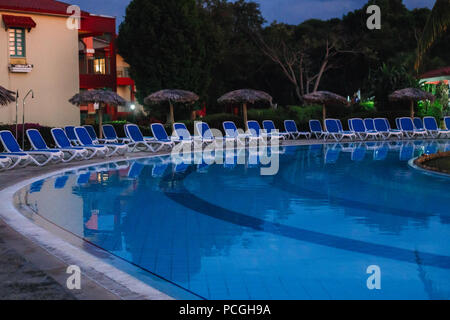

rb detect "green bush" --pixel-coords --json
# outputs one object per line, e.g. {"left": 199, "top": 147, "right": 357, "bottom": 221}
{"left": 417, "top": 100, "right": 443, "bottom": 124}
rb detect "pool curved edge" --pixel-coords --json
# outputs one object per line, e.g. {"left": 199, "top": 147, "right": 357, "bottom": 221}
{"left": 0, "top": 155, "right": 202, "bottom": 301}
{"left": 408, "top": 157, "right": 450, "bottom": 179}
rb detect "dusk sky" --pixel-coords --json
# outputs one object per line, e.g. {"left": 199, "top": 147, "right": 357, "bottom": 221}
{"left": 69, "top": 0, "right": 435, "bottom": 27}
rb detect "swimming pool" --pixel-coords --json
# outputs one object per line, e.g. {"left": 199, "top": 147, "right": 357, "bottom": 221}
{"left": 17, "top": 140, "right": 450, "bottom": 299}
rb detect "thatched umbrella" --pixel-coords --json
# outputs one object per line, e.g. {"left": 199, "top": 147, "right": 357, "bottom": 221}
{"left": 218, "top": 89, "right": 273, "bottom": 130}
{"left": 303, "top": 91, "right": 349, "bottom": 125}
{"left": 144, "top": 89, "right": 199, "bottom": 124}
{"left": 389, "top": 88, "right": 435, "bottom": 118}
{"left": 69, "top": 90, "right": 127, "bottom": 138}
{"left": 0, "top": 85, "right": 15, "bottom": 106}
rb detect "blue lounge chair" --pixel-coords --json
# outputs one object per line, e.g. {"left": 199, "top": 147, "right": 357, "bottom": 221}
{"left": 399, "top": 118, "right": 428, "bottom": 139}
{"left": 0, "top": 155, "right": 12, "bottom": 170}
{"left": 423, "top": 116, "right": 450, "bottom": 138}
{"left": 223, "top": 121, "right": 248, "bottom": 145}
{"left": 52, "top": 128, "right": 99, "bottom": 160}
{"left": 374, "top": 118, "right": 403, "bottom": 140}
{"left": 83, "top": 125, "right": 105, "bottom": 144}
{"left": 27, "top": 129, "right": 87, "bottom": 162}
{"left": 350, "top": 118, "right": 379, "bottom": 140}
{"left": 65, "top": 126, "right": 81, "bottom": 146}
{"left": 0, "top": 130, "right": 62, "bottom": 166}
{"left": 284, "top": 120, "right": 311, "bottom": 140}
{"left": 413, "top": 117, "right": 424, "bottom": 131}
{"left": 309, "top": 120, "right": 328, "bottom": 139}
{"left": 74, "top": 127, "right": 120, "bottom": 157}
{"left": 263, "top": 120, "right": 290, "bottom": 140}
{"left": 347, "top": 119, "right": 354, "bottom": 132}
{"left": 125, "top": 124, "right": 166, "bottom": 152}
{"left": 102, "top": 125, "right": 130, "bottom": 144}
{"left": 173, "top": 123, "right": 198, "bottom": 145}
{"left": 445, "top": 117, "right": 450, "bottom": 131}
{"left": 324, "top": 119, "right": 342, "bottom": 141}
{"left": 335, "top": 119, "right": 356, "bottom": 140}
{"left": 150, "top": 123, "right": 176, "bottom": 149}
{"left": 364, "top": 118, "right": 378, "bottom": 134}
{"left": 247, "top": 121, "right": 270, "bottom": 141}
{"left": 325, "top": 119, "right": 355, "bottom": 141}
{"left": 195, "top": 122, "right": 221, "bottom": 145}
{"left": 395, "top": 118, "right": 402, "bottom": 130}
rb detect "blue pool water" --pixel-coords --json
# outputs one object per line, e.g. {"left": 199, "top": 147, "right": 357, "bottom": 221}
{"left": 19, "top": 140, "right": 450, "bottom": 300}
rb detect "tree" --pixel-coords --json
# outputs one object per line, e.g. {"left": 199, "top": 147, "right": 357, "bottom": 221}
{"left": 256, "top": 20, "right": 355, "bottom": 102}
{"left": 415, "top": 0, "right": 450, "bottom": 71}
{"left": 117, "top": 0, "right": 211, "bottom": 120}
{"left": 368, "top": 63, "right": 418, "bottom": 111}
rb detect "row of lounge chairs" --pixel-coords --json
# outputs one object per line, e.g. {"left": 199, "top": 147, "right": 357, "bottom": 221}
{"left": 1, "top": 116, "right": 449, "bottom": 170}
{"left": 314, "top": 117, "right": 450, "bottom": 142}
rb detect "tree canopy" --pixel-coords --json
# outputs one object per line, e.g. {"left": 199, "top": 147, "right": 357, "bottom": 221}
{"left": 117, "top": 0, "right": 450, "bottom": 119}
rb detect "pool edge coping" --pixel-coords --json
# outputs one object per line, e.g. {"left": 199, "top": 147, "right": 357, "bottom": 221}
{"left": 408, "top": 157, "right": 450, "bottom": 179}
{"left": 0, "top": 153, "right": 188, "bottom": 301}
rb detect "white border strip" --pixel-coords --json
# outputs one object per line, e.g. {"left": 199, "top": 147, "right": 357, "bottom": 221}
{"left": 408, "top": 157, "right": 450, "bottom": 179}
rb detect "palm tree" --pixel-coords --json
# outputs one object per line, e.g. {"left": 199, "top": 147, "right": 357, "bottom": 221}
{"left": 415, "top": 0, "right": 450, "bottom": 72}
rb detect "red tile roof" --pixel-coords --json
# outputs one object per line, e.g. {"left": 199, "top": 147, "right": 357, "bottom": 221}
{"left": 420, "top": 67, "right": 450, "bottom": 79}
{"left": 0, "top": 0, "right": 86, "bottom": 16}
{"left": 2, "top": 14, "right": 36, "bottom": 29}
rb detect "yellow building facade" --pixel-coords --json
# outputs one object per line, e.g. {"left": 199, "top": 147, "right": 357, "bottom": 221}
{"left": 0, "top": 10, "right": 80, "bottom": 127}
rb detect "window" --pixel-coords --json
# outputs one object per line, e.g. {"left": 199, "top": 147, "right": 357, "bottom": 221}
{"left": 9, "top": 28, "right": 26, "bottom": 58}
{"left": 94, "top": 58, "right": 106, "bottom": 74}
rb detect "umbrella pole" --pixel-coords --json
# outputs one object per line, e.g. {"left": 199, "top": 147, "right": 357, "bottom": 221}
{"left": 15, "top": 90, "right": 19, "bottom": 139}
{"left": 322, "top": 104, "right": 326, "bottom": 128}
{"left": 243, "top": 103, "right": 248, "bottom": 131}
{"left": 410, "top": 100, "right": 414, "bottom": 119}
{"left": 99, "top": 105, "right": 103, "bottom": 139}
{"left": 169, "top": 102, "right": 174, "bottom": 124}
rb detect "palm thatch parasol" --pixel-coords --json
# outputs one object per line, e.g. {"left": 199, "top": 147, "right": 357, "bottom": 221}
{"left": 144, "top": 89, "right": 199, "bottom": 124}
{"left": 389, "top": 88, "right": 435, "bottom": 118}
{"left": 0, "top": 85, "right": 15, "bottom": 106}
{"left": 303, "top": 91, "right": 349, "bottom": 124}
{"left": 69, "top": 90, "right": 127, "bottom": 138}
{"left": 218, "top": 89, "right": 273, "bottom": 130}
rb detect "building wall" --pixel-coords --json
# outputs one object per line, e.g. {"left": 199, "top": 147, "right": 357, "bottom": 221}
{"left": 0, "top": 11, "right": 80, "bottom": 127}
{"left": 116, "top": 54, "right": 145, "bottom": 114}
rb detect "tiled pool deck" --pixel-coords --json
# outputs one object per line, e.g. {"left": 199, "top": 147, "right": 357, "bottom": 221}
{"left": 0, "top": 139, "right": 322, "bottom": 300}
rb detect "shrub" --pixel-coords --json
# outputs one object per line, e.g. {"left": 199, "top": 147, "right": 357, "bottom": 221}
{"left": 417, "top": 100, "right": 443, "bottom": 124}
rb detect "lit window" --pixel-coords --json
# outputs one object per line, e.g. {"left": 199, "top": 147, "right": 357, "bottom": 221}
{"left": 94, "top": 58, "right": 106, "bottom": 74}
{"left": 9, "top": 28, "right": 26, "bottom": 58}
